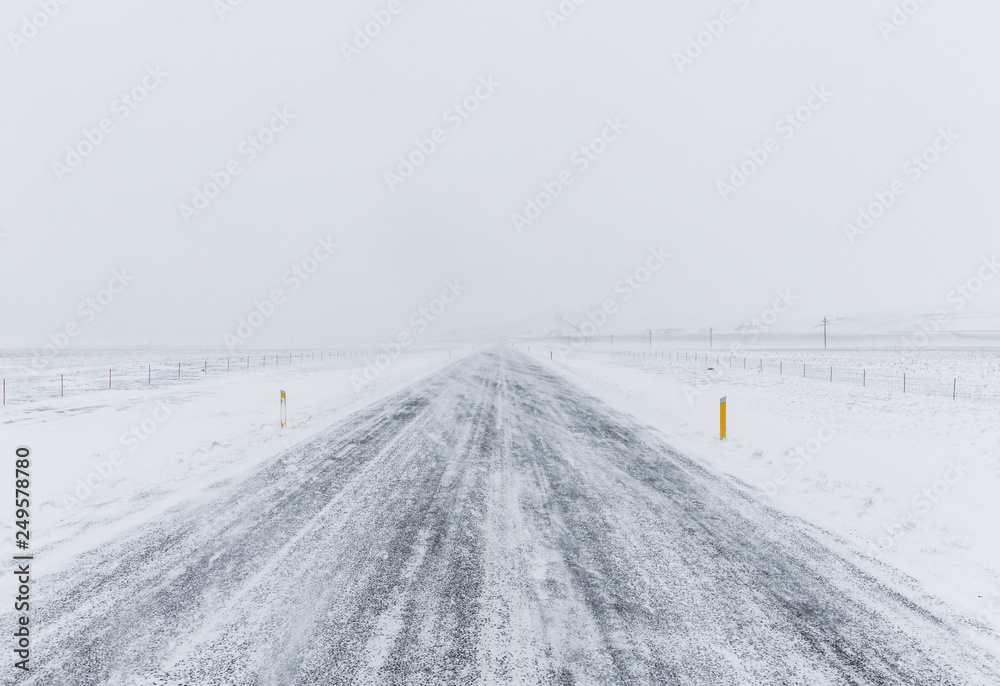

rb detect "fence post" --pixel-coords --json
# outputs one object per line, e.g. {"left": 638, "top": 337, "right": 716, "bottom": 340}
{"left": 109, "top": 369, "right": 112, "bottom": 390}
{"left": 863, "top": 369, "right": 866, "bottom": 387}
{"left": 903, "top": 373, "right": 906, "bottom": 393}
{"left": 149, "top": 365, "right": 151, "bottom": 385}
{"left": 803, "top": 363, "right": 806, "bottom": 378}
{"left": 953, "top": 378, "right": 956, "bottom": 400}
{"left": 830, "top": 366, "right": 832, "bottom": 382}
{"left": 178, "top": 362, "right": 181, "bottom": 380}
{"left": 61, "top": 374, "right": 64, "bottom": 397}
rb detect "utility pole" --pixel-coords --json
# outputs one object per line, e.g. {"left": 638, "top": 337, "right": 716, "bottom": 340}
{"left": 709, "top": 327, "right": 713, "bottom": 349}
{"left": 823, "top": 317, "right": 829, "bottom": 349}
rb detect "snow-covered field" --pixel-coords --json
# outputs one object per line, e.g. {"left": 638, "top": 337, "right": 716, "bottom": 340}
{"left": 0, "top": 347, "right": 468, "bottom": 570}
{"left": 0, "top": 347, "right": 437, "bottom": 404}
{"left": 7, "top": 347, "right": 1000, "bottom": 683}
{"left": 526, "top": 341, "right": 1000, "bottom": 639}
{"left": 4, "top": 341, "right": 1000, "bottom": 681}
{"left": 7, "top": 341, "right": 997, "bottom": 630}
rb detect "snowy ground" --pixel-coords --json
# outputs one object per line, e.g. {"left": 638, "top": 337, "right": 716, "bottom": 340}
{"left": 530, "top": 342, "right": 1000, "bottom": 643}
{"left": 0, "top": 347, "right": 467, "bottom": 570}
{"left": 3, "top": 345, "right": 999, "bottom": 683}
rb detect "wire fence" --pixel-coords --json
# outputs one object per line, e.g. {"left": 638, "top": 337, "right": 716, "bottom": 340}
{"left": 581, "top": 349, "right": 1000, "bottom": 404}
{"left": 0, "top": 349, "right": 392, "bottom": 406}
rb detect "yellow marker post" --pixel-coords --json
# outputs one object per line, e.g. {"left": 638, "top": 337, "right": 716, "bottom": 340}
{"left": 550, "top": 352, "right": 553, "bottom": 360}
{"left": 280, "top": 390, "right": 287, "bottom": 429}
{"left": 720, "top": 396, "right": 727, "bottom": 440}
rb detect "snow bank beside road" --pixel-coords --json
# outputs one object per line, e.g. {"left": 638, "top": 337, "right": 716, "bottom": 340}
{"left": 0, "top": 348, "right": 466, "bottom": 572}
{"left": 539, "top": 345, "right": 1000, "bottom": 643}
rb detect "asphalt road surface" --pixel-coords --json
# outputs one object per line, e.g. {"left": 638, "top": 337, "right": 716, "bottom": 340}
{"left": 25, "top": 350, "right": 1000, "bottom": 684}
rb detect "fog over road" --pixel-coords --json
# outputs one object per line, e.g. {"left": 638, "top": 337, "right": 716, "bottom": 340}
{"left": 26, "top": 350, "right": 1000, "bottom": 684}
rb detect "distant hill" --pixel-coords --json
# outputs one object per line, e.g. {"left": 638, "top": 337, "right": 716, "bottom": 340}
{"left": 436, "top": 309, "right": 1000, "bottom": 347}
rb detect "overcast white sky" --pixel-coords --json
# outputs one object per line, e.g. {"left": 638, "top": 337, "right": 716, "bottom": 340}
{"left": 1, "top": 0, "right": 999, "bottom": 346}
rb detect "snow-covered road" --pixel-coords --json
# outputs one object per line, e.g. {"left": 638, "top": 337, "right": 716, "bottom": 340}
{"left": 27, "top": 349, "right": 1000, "bottom": 684}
